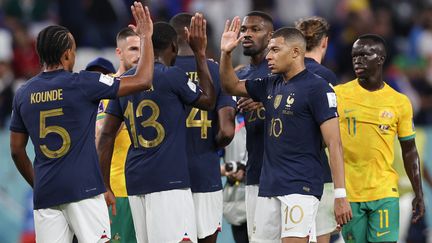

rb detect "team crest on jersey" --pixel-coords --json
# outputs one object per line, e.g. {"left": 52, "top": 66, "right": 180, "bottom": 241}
{"left": 378, "top": 124, "right": 390, "bottom": 134}
{"left": 380, "top": 110, "right": 394, "bottom": 120}
{"left": 285, "top": 93, "right": 295, "bottom": 108}
{"left": 273, "top": 94, "right": 282, "bottom": 109}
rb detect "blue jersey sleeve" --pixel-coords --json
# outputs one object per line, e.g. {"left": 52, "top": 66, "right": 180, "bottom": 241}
{"left": 245, "top": 77, "right": 268, "bottom": 102}
{"left": 77, "top": 71, "right": 120, "bottom": 101}
{"left": 9, "top": 90, "right": 27, "bottom": 133}
{"left": 309, "top": 80, "right": 338, "bottom": 124}
{"left": 167, "top": 67, "right": 201, "bottom": 105}
{"left": 105, "top": 97, "right": 124, "bottom": 119}
{"left": 216, "top": 91, "right": 236, "bottom": 110}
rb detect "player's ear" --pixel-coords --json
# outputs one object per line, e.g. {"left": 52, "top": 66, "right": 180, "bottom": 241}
{"left": 171, "top": 41, "right": 178, "bottom": 55}
{"left": 321, "top": 36, "right": 328, "bottom": 49}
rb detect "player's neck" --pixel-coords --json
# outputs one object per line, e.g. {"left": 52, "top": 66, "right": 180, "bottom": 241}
{"left": 305, "top": 50, "right": 323, "bottom": 64}
{"left": 44, "top": 64, "right": 67, "bottom": 72}
{"left": 178, "top": 45, "right": 194, "bottom": 56}
{"left": 250, "top": 49, "right": 268, "bottom": 66}
{"left": 358, "top": 74, "right": 384, "bottom": 91}
{"left": 282, "top": 62, "right": 305, "bottom": 82}
{"left": 115, "top": 64, "right": 127, "bottom": 77}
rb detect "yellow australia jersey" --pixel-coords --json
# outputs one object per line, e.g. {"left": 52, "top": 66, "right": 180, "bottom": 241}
{"left": 97, "top": 99, "right": 130, "bottom": 197}
{"left": 334, "top": 79, "right": 416, "bottom": 202}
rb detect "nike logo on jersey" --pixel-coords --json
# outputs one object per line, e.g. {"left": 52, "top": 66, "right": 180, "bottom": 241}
{"left": 267, "top": 95, "right": 273, "bottom": 99}
{"left": 344, "top": 109, "right": 355, "bottom": 114}
{"left": 376, "top": 231, "right": 390, "bottom": 237}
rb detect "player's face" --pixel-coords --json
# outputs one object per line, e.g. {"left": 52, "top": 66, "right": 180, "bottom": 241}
{"left": 266, "top": 37, "right": 293, "bottom": 74}
{"left": 240, "top": 16, "right": 272, "bottom": 56}
{"left": 117, "top": 35, "right": 141, "bottom": 71}
{"left": 351, "top": 39, "right": 383, "bottom": 79}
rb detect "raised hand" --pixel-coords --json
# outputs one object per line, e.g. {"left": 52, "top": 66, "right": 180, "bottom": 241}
{"left": 129, "top": 1, "right": 153, "bottom": 38}
{"left": 220, "top": 16, "right": 243, "bottom": 54}
{"left": 185, "top": 13, "right": 207, "bottom": 55}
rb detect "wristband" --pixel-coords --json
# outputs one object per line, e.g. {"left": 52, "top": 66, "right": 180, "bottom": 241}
{"left": 334, "top": 188, "right": 347, "bottom": 198}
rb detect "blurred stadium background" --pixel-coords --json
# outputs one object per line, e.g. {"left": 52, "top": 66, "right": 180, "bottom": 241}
{"left": 1, "top": 0, "right": 432, "bottom": 242}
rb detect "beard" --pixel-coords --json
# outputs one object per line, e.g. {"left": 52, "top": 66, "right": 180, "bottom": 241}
{"left": 243, "top": 47, "right": 259, "bottom": 56}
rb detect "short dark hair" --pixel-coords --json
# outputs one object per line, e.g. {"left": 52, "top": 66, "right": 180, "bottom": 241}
{"left": 357, "top": 34, "right": 387, "bottom": 57}
{"left": 152, "top": 22, "right": 178, "bottom": 52}
{"left": 246, "top": 11, "right": 273, "bottom": 26}
{"left": 116, "top": 27, "right": 138, "bottom": 44}
{"left": 272, "top": 27, "right": 306, "bottom": 49}
{"left": 169, "top": 12, "right": 193, "bottom": 35}
{"left": 36, "top": 25, "right": 73, "bottom": 66}
{"left": 295, "top": 16, "right": 329, "bottom": 51}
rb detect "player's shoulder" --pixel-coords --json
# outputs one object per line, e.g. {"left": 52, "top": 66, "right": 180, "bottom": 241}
{"left": 384, "top": 83, "right": 411, "bottom": 105}
{"left": 333, "top": 79, "right": 357, "bottom": 93}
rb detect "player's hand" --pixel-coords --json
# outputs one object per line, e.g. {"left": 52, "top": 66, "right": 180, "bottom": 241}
{"left": 227, "top": 169, "right": 245, "bottom": 182}
{"left": 220, "top": 16, "right": 243, "bottom": 54}
{"left": 185, "top": 13, "right": 207, "bottom": 56}
{"left": 104, "top": 190, "right": 117, "bottom": 216}
{"left": 129, "top": 1, "right": 153, "bottom": 38}
{"left": 237, "top": 97, "right": 263, "bottom": 112}
{"left": 411, "top": 195, "right": 425, "bottom": 223}
{"left": 334, "top": 197, "right": 352, "bottom": 225}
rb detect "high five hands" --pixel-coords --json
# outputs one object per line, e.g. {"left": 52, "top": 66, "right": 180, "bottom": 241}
{"left": 220, "top": 16, "right": 243, "bottom": 54}
{"left": 185, "top": 13, "right": 207, "bottom": 55}
{"left": 129, "top": 1, "right": 153, "bottom": 39}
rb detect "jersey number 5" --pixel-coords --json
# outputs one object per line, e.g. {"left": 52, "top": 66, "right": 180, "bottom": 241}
{"left": 124, "top": 100, "right": 166, "bottom": 148}
{"left": 39, "top": 108, "right": 71, "bottom": 158}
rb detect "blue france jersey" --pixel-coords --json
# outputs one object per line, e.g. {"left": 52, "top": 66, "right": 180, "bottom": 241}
{"left": 106, "top": 63, "right": 200, "bottom": 195}
{"left": 10, "top": 70, "right": 120, "bottom": 209}
{"left": 305, "top": 57, "right": 339, "bottom": 183}
{"left": 175, "top": 56, "right": 236, "bottom": 192}
{"left": 245, "top": 69, "right": 338, "bottom": 198}
{"left": 236, "top": 60, "right": 271, "bottom": 185}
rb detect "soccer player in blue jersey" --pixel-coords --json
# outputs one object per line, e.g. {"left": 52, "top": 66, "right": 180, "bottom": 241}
{"left": 170, "top": 13, "right": 236, "bottom": 243}
{"left": 9, "top": 2, "right": 154, "bottom": 242}
{"left": 98, "top": 14, "right": 216, "bottom": 243}
{"left": 220, "top": 18, "right": 352, "bottom": 243}
{"left": 234, "top": 11, "right": 273, "bottom": 239}
{"left": 296, "top": 16, "right": 339, "bottom": 243}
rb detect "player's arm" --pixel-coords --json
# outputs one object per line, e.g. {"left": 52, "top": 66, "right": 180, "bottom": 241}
{"left": 400, "top": 139, "right": 424, "bottom": 223}
{"left": 320, "top": 117, "right": 352, "bottom": 225}
{"left": 10, "top": 131, "right": 34, "bottom": 187}
{"left": 220, "top": 17, "right": 249, "bottom": 97}
{"left": 215, "top": 106, "right": 236, "bottom": 148}
{"left": 186, "top": 13, "right": 216, "bottom": 111}
{"left": 96, "top": 113, "right": 122, "bottom": 216}
{"left": 237, "top": 97, "right": 263, "bottom": 112}
{"left": 117, "top": 3, "right": 154, "bottom": 96}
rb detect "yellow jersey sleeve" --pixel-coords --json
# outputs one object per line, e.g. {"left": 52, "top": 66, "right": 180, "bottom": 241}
{"left": 96, "top": 99, "right": 109, "bottom": 121}
{"left": 398, "top": 96, "right": 416, "bottom": 141}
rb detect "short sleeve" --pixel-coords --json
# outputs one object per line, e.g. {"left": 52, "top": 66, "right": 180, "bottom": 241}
{"left": 167, "top": 67, "right": 201, "bottom": 105}
{"left": 77, "top": 71, "right": 120, "bottom": 101}
{"left": 9, "top": 90, "right": 27, "bottom": 133}
{"left": 105, "top": 98, "right": 124, "bottom": 119}
{"left": 398, "top": 96, "right": 416, "bottom": 141}
{"left": 245, "top": 77, "right": 268, "bottom": 102}
{"left": 216, "top": 91, "right": 236, "bottom": 110}
{"left": 309, "top": 80, "right": 338, "bottom": 124}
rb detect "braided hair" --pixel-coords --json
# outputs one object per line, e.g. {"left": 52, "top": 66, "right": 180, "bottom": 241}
{"left": 36, "top": 25, "right": 73, "bottom": 66}
{"left": 295, "top": 16, "right": 329, "bottom": 52}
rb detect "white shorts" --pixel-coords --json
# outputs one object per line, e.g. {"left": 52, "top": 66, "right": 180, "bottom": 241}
{"left": 245, "top": 185, "right": 259, "bottom": 239}
{"left": 34, "top": 194, "right": 110, "bottom": 243}
{"left": 316, "top": 183, "right": 337, "bottom": 236}
{"left": 192, "top": 190, "right": 222, "bottom": 239}
{"left": 251, "top": 194, "right": 319, "bottom": 243}
{"left": 129, "top": 188, "right": 197, "bottom": 243}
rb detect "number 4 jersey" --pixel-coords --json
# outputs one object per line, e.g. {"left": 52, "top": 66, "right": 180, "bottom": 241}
{"left": 106, "top": 62, "right": 201, "bottom": 195}
{"left": 10, "top": 69, "right": 120, "bottom": 209}
{"left": 175, "top": 56, "right": 236, "bottom": 193}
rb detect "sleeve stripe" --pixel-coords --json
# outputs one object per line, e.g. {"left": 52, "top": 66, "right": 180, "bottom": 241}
{"left": 96, "top": 114, "right": 106, "bottom": 121}
{"left": 398, "top": 134, "right": 416, "bottom": 141}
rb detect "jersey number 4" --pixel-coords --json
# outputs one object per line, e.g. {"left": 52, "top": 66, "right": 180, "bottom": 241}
{"left": 39, "top": 108, "right": 71, "bottom": 158}
{"left": 186, "top": 108, "right": 212, "bottom": 139}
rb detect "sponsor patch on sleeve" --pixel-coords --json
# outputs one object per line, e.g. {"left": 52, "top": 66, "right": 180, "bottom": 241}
{"left": 97, "top": 101, "right": 105, "bottom": 114}
{"left": 187, "top": 81, "right": 197, "bottom": 92}
{"left": 326, "top": 92, "right": 337, "bottom": 108}
{"left": 99, "top": 74, "right": 114, "bottom": 86}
